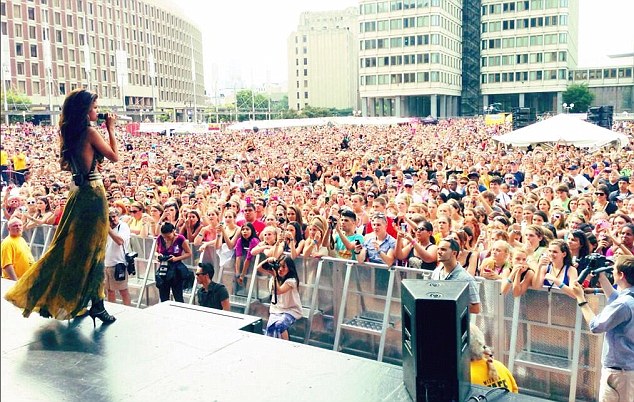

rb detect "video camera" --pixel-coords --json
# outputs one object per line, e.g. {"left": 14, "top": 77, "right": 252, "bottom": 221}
{"left": 125, "top": 251, "right": 138, "bottom": 275}
{"left": 577, "top": 253, "right": 614, "bottom": 287}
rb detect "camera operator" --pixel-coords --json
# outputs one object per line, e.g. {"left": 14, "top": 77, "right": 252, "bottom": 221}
{"left": 105, "top": 208, "right": 131, "bottom": 306}
{"left": 328, "top": 209, "right": 364, "bottom": 260}
{"left": 156, "top": 222, "right": 192, "bottom": 302}
{"left": 257, "top": 255, "right": 302, "bottom": 340}
{"left": 195, "top": 262, "right": 230, "bottom": 311}
{"left": 572, "top": 256, "right": 634, "bottom": 402}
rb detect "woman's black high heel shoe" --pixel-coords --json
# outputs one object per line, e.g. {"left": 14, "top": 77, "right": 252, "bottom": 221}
{"left": 88, "top": 300, "right": 116, "bottom": 328}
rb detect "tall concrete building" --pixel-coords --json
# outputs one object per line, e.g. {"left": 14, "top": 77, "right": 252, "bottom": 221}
{"left": 480, "top": 0, "right": 579, "bottom": 114}
{"left": 0, "top": 0, "right": 204, "bottom": 122}
{"left": 356, "top": 0, "right": 585, "bottom": 117}
{"left": 287, "top": 7, "right": 358, "bottom": 112}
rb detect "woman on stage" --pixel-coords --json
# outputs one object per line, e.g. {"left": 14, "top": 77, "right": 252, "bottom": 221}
{"left": 5, "top": 89, "right": 119, "bottom": 326}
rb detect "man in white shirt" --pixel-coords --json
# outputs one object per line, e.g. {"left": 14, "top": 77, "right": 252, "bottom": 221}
{"left": 567, "top": 165, "right": 592, "bottom": 195}
{"left": 105, "top": 208, "right": 132, "bottom": 306}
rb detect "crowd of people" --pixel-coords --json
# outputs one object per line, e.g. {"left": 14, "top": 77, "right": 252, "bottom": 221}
{"left": 2, "top": 113, "right": 634, "bottom": 396}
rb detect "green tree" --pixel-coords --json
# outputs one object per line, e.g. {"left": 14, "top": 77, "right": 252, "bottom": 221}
{"left": 562, "top": 83, "right": 594, "bottom": 113}
{"left": 235, "top": 89, "right": 270, "bottom": 121}
{"left": 0, "top": 89, "right": 33, "bottom": 123}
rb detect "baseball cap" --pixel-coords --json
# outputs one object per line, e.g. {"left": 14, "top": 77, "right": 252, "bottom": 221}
{"left": 618, "top": 176, "right": 629, "bottom": 183}
{"left": 429, "top": 185, "right": 440, "bottom": 192}
{"left": 568, "top": 165, "right": 579, "bottom": 170}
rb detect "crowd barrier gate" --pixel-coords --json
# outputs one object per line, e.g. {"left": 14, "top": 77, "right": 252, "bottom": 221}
{"left": 17, "top": 230, "right": 605, "bottom": 401}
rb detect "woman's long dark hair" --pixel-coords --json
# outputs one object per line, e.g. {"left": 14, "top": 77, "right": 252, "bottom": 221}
{"left": 277, "top": 255, "right": 300, "bottom": 287}
{"left": 570, "top": 230, "right": 590, "bottom": 259}
{"left": 288, "top": 221, "right": 304, "bottom": 243}
{"left": 59, "top": 89, "right": 97, "bottom": 170}
{"left": 238, "top": 222, "right": 258, "bottom": 247}
{"left": 38, "top": 196, "right": 52, "bottom": 213}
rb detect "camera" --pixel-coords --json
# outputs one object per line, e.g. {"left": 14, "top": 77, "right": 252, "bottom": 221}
{"left": 328, "top": 215, "right": 337, "bottom": 230}
{"left": 97, "top": 113, "right": 108, "bottom": 120}
{"left": 125, "top": 251, "right": 138, "bottom": 275}
{"left": 155, "top": 254, "right": 173, "bottom": 287}
{"left": 157, "top": 254, "right": 172, "bottom": 264}
{"left": 577, "top": 253, "right": 614, "bottom": 287}
{"left": 264, "top": 259, "right": 280, "bottom": 272}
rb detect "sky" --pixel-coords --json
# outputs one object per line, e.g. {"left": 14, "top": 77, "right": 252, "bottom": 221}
{"left": 174, "top": 0, "right": 634, "bottom": 92}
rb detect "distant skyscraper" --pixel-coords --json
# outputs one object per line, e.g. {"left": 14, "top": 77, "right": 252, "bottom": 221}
{"left": 287, "top": 7, "right": 359, "bottom": 111}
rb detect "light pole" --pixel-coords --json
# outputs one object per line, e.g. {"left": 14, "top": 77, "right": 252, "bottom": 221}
{"left": 562, "top": 103, "right": 574, "bottom": 113}
{"left": 22, "top": 111, "right": 26, "bottom": 123}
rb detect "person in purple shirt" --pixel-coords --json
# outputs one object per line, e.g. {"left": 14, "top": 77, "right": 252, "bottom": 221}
{"left": 572, "top": 256, "right": 634, "bottom": 402}
{"left": 234, "top": 222, "right": 260, "bottom": 291}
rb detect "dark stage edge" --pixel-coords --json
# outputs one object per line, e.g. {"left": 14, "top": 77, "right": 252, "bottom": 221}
{"left": 1, "top": 279, "right": 547, "bottom": 402}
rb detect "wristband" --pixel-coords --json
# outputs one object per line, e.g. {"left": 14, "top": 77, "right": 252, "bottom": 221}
{"left": 577, "top": 301, "right": 588, "bottom": 307}
{"left": 506, "top": 278, "right": 513, "bottom": 284}
{"left": 558, "top": 282, "right": 565, "bottom": 289}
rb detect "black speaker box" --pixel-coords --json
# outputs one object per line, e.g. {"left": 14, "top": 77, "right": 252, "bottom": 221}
{"left": 402, "top": 280, "right": 471, "bottom": 402}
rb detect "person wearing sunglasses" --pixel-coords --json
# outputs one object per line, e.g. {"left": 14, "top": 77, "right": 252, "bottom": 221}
{"left": 195, "top": 262, "right": 230, "bottom": 311}
{"left": 594, "top": 185, "right": 618, "bottom": 216}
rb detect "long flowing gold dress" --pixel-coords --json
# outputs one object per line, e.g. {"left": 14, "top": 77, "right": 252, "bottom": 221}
{"left": 4, "top": 156, "right": 108, "bottom": 320}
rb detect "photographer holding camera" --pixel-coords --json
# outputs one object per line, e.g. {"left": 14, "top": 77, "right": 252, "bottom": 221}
{"left": 257, "top": 255, "right": 302, "bottom": 340}
{"left": 105, "top": 208, "right": 132, "bottom": 306}
{"left": 155, "top": 222, "right": 192, "bottom": 303}
{"left": 572, "top": 256, "right": 634, "bottom": 402}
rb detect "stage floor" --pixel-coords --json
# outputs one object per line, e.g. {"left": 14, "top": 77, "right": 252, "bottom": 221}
{"left": 1, "top": 279, "right": 549, "bottom": 402}
{"left": 1, "top": 279, "right": 408, "bottom": 402}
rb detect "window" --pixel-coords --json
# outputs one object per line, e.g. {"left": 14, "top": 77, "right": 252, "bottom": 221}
{"left": 390, "top": 19, "right": 402, "bottom": 30}
{"left": 417, "top": 16, "right": 429, "bottom": 27}
{"left": 59, "top": 83, "right": 66, "bottom": 95}
{"left": 28, "top": 7, "right": 35, "bottom": 20}
{"left": 16, "top": 62, "right": 25, "bottom": 75}
{"left": 31, "top": 63, "right": 39, "bottom": 75}
{"left": 417, "top": 71, "right": 430, "bottom": 82}
{"left": 391, "top": 1, "right": 403, "bottom": 11}
{"left": 29, "top": 44, "right": 38, "bottom": 57}
{"left": 391, "top": 73, "right": 402, "bottom": 84}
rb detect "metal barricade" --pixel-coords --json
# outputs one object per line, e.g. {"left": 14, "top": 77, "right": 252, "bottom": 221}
{"left": 506, "top": 287, "right": 604, "bottom": 402}
{"left": 332, "top": 260, "right": 396, "bottom": 362}
{"left": 128, "top": 235, "right": 159, "bottom": 308}
{"left": 26, "top": 225, "right": 56, "bottom": 260}
{"left": 215, "top": 251, "right": 261, "bottom": 314}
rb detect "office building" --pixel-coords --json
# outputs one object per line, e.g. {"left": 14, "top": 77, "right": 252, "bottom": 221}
{"left": 356, "top": 0, "right": 593, "bottom": 117}
{"left": 288, "top": 7, "right": 358, "bottom": 112}
{"left": 0, "top": 0, "right": 204, "bottom": 122}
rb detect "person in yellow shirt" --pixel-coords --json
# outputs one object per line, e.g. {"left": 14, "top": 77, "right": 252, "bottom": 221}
{"left": 0, "top": 145, "right": 9, "bottom": 184}
{"left": 469, "top": 324, "right": 519, "bottom": 393}
{"left": 1, "top": 218, "right": 35, "bottom": 280}
{"left": 12, "top": 149, "right": 28, "bottom": 186}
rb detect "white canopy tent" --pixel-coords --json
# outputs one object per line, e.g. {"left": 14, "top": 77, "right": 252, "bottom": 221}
{"left": 492, "top": 114, "right": 630, "bottom": 150}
